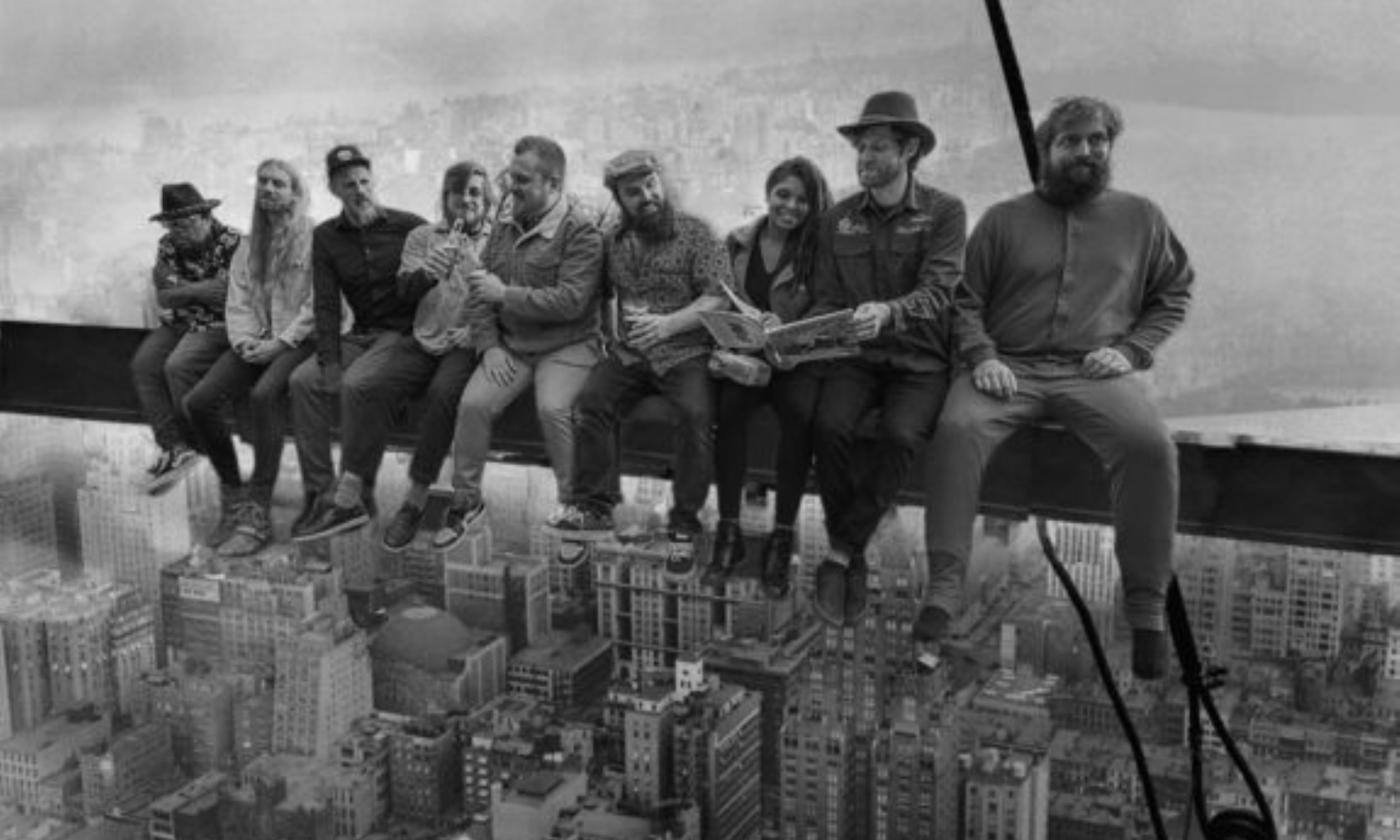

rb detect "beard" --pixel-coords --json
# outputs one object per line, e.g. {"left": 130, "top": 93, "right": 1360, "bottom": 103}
{"left": 626, "top": 199, "right": 675, "bottom": 242}
{"left": 858, "top": 158, "right": 904, "bottom": 190}
{"left": 1038, "top": 155, "right": 1111, "bottom": 206}
{"left": 341, "top": 196, "right": 382, "bottom": 228}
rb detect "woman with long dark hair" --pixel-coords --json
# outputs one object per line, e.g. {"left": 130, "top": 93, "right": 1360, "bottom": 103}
{"left": 706, "top": 156, "right": 833, "bottom": 598}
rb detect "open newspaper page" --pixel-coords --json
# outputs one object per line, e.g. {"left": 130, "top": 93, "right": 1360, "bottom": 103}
{"left": 765, "top": 309, "right": 859, "bottom": 365}
{"left": 697, "top": 310, "right": 769, "bottom": 351}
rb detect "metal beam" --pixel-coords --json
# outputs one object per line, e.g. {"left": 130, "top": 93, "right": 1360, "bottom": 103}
{"left": 4, "top": 320, "right": 1400, "bottom": 556}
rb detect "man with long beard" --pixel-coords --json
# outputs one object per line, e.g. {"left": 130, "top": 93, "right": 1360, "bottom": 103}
{"left": 807, "top": 91, "right": 967, "bottom": 628}
{"left": 918, "top": 96, "right": 1195, "bottom": 681}
{"left": 287, "top": 145, "right": 427, "bottom": 540}
{"left": 551, "top": 150, "right": 728, "bottom": 577}
{"left": 182, "top": 160, "right": 316, "bottom": 555}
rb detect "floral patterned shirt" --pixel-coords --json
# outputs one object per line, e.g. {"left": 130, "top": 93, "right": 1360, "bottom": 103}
{"left": 151, "top": 218, "right": 242, "bottom": 331}
{"left": 604, "top": 212, "right": 728, "bottom": 373}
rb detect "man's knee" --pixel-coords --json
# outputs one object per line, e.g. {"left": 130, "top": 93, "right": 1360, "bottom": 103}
{"left": 1120, "top": 422, "right": 1176, "bottom": 470}
{"left": 248, "top": 381, "right": 285, "bottom": 416}
{"left": 182, "top": 385, "right": 218, "bottom": 418}
{"left": 288, "top": 362, "right": 319, "bottom": 400}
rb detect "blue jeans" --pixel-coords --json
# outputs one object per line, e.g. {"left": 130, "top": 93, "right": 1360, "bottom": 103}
{"left": 813, "top": 359, "right": 949, "bottom": 555}
{"left": 183, "top": 345, "right": 312, "bottom": 503}
{"left": 572, "top": 356, "right": 713, "bottom": 524}
{"left": 130, "top": 324, "right": 229, "bottom": 450}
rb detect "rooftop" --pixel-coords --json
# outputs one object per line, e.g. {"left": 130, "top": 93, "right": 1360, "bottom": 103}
{"left": 370, "top": 604, "right": 498, "bottom": 672}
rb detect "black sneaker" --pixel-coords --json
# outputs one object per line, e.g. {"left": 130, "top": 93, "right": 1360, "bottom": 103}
{"left": 382, "top": 503, "right": 425, "bottom": 552}
{"left": 760, "top": 529, "right": 794, "bottom": 599}
{"left": 1132, "top": 628, "right": 1170, "bottom": 681}
{"left": 912, "top": 604, "right": 952, "bottom": 644}
{"left": 205, "top": 488, "right": 246, "bottom": 548}
{"left": 811, "top": 555, "right": 849, "bottom": 627}
{"left": 144, "top": 446, "right": 202, "bottom": 496}
{"left": 704, "top": 520, "right": 744, "bottom": 584}
{"left": 431, "top": 502, "right": 486, "bottom": 551}
{"left": 291, "top": 492, "right": 326, "bottom": 538}
{"left": 844, "top": 560, "right": 869, "bottom": 625}
{"left": 667, "top": 514, "right": 702, "bottom": 545}
{"left": 550, "top": 505, "right": 615, "bottom": 538}
{"left": 291, "top": 501, "right": 369, "bottom": 542}
{"left": 664, "top": 543, "right": 697, "bottom": 579}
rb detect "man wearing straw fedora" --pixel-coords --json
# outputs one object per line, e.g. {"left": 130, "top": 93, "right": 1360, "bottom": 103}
{"left": 807, "top": 91, "right": 967, "bottom": 628}
{"left": 132, "top": 182, "right": 242, "bottom": 494}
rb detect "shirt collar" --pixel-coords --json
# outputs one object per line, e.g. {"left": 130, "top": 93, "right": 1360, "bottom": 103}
{"left": 511, "top": 195, "right": 568, "bottom": 243}
{"left": 858, "top": 178, "right": 921, "bottom": 217}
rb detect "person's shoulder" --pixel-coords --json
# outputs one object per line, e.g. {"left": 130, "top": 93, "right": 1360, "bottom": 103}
{"left": 382, "top": 207, "right": 429, "bottom": 230}
{"left": 911, "top": 180, "right": 966, "bottom": 213}
{"left": 674, "top": 211, "right": 721, "bottom": 244}
{"left": 1099, "top": 188, "right": 1169, "bottom": 220}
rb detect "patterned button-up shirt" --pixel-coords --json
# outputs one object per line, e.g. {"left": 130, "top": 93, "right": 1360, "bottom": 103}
{"left": 152, "top": 218, "right": 242, "bottom": 331}
{"left": 604, "top": 212, "right": 728, "bottom": 373}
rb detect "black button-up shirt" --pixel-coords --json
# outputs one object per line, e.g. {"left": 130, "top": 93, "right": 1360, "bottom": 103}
{"left": 810, "top": 179, "right": 967, "bottom": 371}
{"left": 312, "top": 206, "right": 427, "bottom": 366}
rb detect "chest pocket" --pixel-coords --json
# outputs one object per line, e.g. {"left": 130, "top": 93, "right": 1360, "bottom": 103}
{"left": 521, "top": 247, "right": 562, "bottom": 288}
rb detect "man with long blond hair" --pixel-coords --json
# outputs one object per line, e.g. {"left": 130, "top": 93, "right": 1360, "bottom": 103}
{"left": 182, "top": 158, "right": 317, "bottom": 555}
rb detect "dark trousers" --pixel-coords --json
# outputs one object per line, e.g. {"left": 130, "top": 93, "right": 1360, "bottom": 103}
{"left": 130, "top": 324, "right": 229, "bottom": 450}
{"left": 406, "top": 348, "right": 477, "bottom": 487}
{"left": 714, "top": 365, "right": 822, "bottom": 528}
{"left": 573, "top": 356, "right": 713, "bottom": 523}
{"left": 182, "top": 345, "right": 312, "bottom": 504}
{"left": 288, "top": 332, "right": 444, "bottom": 496}
{"left": 813, "top": 359, "right": 949, "bottom": 555}
{"left": 924, "top": 372, "right": 1178, "bottom": 630}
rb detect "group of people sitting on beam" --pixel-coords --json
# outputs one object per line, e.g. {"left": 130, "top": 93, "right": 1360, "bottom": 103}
{"left": 129, "top": 90, "right": 1193, "bottom": 680}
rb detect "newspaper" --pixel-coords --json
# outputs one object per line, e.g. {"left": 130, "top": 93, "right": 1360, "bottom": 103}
{"left": 699, "top": 304, "right": 859, "bottom": 367}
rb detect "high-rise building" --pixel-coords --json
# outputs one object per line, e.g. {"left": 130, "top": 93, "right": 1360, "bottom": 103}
{"left": 0, "top": 710, "right": 109, "bottom": 813}
{"left": 109, "top": 585, "right": 157, "bottom": 719}
{"left": 780, "top": 714, "right": 858, "bottom": 840}
{"left": 271, "top": 616, "right": 373, "bottom": 761}
{"left": 622, "top": 686, "right": 676, "bottom": 815}
{"left": 0, "top": 598, "right": 50, "bottom": 739}
{"left": 79, "top": 720, "right": 180, "bottom": 818}
{"left": 1044, "top": 522, "right": 1120, "bottom": 607}
{"left": 594, "top": 539, "right": 791, "bottom": 679}
{"left": 870, "top": 717, "right": 959, "bottom": 840}
{"left": 962, "top": 748, "right": 1051, "bottom": 840}
{"left": 0, "top": 476, "right": 58, "bottom": 578}
{"left": 672, "top": 683, "right": 763, "bottom": 840}
{"left": 335, "top": 717, "right": 392, "bottom": 832}
{"left": 380, "top": 712, "right": 461, "bottom": 829}
{"left": 507, "top": 631, "right": 613, "bottom": 710}
{"left": 139, "top": 667, "right": 235, "bottom": 777}
{"left": 148, "top": 772, "right": 225, "bottom": 840}
{"left": 444, "top": 543, "right": 550, "bottom": 654}
{"left": 369, "top": 604, "right": 508, "bottom": 715}
{"left": 159, "top": 549, "right": 346, "bottom": 677}
{"left": 77, "top": 425, "right": 194, "bottom": 666}
{"left": 701, "top": 626, "right": 819, "bottom": 835}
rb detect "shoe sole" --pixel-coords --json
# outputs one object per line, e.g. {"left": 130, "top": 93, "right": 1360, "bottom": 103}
{"left": 547, "top": 526, "right": 615, "bottom": 542}
{"left": 556, "top": 541, "right": 592, "bottom": 569}
{"left": 430, "top": 508, "right": 487, "bottom": 551}
{"left": 290, "top": 512, "right": 370, "bottom": 543}
{"left": 810, "top": 594, "right": 846, "bottom": 628}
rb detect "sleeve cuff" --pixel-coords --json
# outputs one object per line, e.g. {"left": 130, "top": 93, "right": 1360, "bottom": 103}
{"left": 1113, "top": 342, "right": 1153, "bottom": 370}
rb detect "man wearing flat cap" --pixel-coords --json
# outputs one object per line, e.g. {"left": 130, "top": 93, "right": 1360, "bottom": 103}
{"left": 808, "top": 91, "right": 967, "bottom": 628}
{"left": 288, "top": 144, "right": 428, "bottom": 541}
{"left": 551, "top": 150, "right": 728, "bottom": 578}
{"left": 131, "top": 182, "right": 242, "bottom": 494}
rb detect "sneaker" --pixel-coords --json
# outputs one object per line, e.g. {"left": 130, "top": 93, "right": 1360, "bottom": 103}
{"left": 912, "top": 604, "right": 952, "bottom": 644}
{"left": 431, "top": 502, "right": 486, "bottom": 551}
{"left": 205, "top": 488, "right": 246, "bottom": 548}
{"left": 667, "top": 513, "right": 702, "bottom": 545}
{"left": 218, "top": 502, "right": 271, "bottom": 557}
{"left": 811, "top": 554, "right": 850, "bottom": 627}
{"left": 550, "top": 505, "right": 615, "bottom": 537}
{"left": 382, "top": 503, "right": 425, "bottom": 552}
{"left": 291, "top": 492, "right": 326, "bottom": 538}
{"left": 144, "top": 446, "right": 201, "bottom": 495}
{"left": 544, "top": 505, "right": 571, "bottom": 528}
{"left": 664, "top": 543, "right": 697, "bottom": 579}
{"left": 1131, "top": 628, "right": 1170, "bottom": 681}
{"left": 291, "top": 501, "right": 370, "bottom": 542}
{"left": 760, "top": 529, "right": 793, "bottom": 599}
{"left": 844, "top": 560, "right": 870, "bottom": 624}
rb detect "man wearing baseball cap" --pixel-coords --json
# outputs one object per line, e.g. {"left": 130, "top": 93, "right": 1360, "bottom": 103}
{"left": 131, "top": 182, "right": 242, "bottom": 494}
{"left": 551, "top": 150, "right": 729, "bottom": 578}
{"left": 807, "top": 91, "right": 967, "bottom": 628}
{"left": 288, "top": 144, "right": 429, "bottom": 541}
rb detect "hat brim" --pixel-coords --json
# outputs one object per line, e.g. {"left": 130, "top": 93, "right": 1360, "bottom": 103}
{"left": 150, "top": 199, "right": 221, "bottom": 222}
{"left": 327, "top": 157, "right": 372, "bottom": 177}
{"left": 837, "top": 119, "right": 937, "bottom": 154}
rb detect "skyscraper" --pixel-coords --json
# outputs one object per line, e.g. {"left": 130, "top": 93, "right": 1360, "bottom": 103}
{"left": 271, "top": 616, "right": 373, "bottom": 761}
{"left": 780, "top": 714, "right": 857, "bottom": 840}
{"left": 672, "top": 682, "right": 763, "bottom": 840}
{"left": 962, "top": 748, "right": 1050, "bottom": 840}
{"left": 870, "top": 716, "right": 959, "bottom": 839}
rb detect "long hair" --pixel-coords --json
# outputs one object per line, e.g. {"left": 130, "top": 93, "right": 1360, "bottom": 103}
{"left": 439, "top": 160, "right": 496, "bottom": 224}
{"left": 764, "top": 156, "right": 832, "bottom": 287}
{"left": 247, "top": 159, "right": 311, "bottom": 288}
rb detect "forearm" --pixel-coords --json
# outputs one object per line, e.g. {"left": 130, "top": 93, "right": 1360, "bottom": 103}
{"left": 667, "top": 294, "right": 727, "bottom": 334}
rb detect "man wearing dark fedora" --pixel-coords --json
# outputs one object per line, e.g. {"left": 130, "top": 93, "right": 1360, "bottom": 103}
{"left": 288, "top": 144, "right": 428, "bottom": 541}
{"left": 131, "top": 182, "right": 242, "bottom": 494}
{"left": 807, "top": 91, "right": 967, "bottom": 628}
